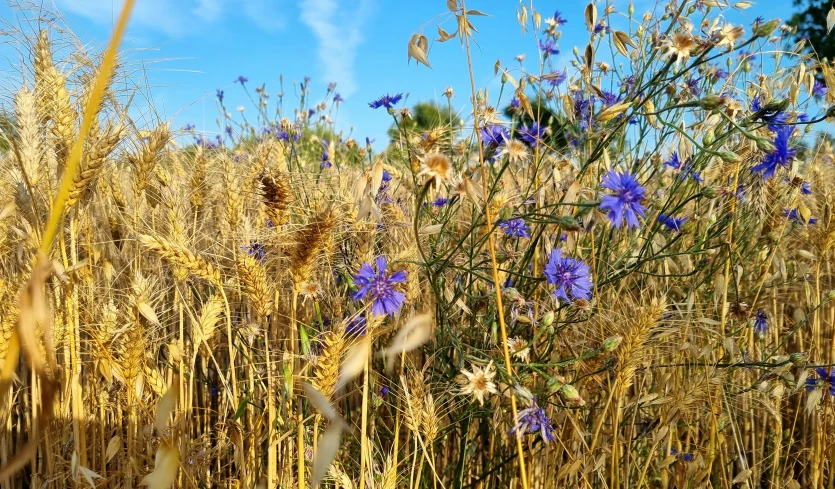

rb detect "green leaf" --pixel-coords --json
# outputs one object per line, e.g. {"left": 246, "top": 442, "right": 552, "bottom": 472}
{"left": 232, "top": 396, "right": 250, "bottom": 420}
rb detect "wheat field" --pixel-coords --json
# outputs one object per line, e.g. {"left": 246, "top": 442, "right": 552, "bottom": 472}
{"left": 1, "top": 1, "right": 835, "bottom": 488}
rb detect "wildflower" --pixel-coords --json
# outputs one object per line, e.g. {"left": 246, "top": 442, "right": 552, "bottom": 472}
{"left": 669, "top": 448, "right": 695, "bottom": 462}
{"left": 216, "top": 89, "right": 224, "bottom": 103}
{"left": 783, "top": 208, "right": 818, "bottom": 225}
{"left": 518, "top": 122, "right": 546, "bottom": 147}
{"left": 481, "top": 125, "right": 508, "bottom": 147}
{"left": 351, "top": 255, "right": 408, "bottom": 316}
{"left": 500, "top": 139, "right": 530, "bottom": 163}
{"left": 813, "top": 80, "right": 828, "bottom": 98}
{"left": 443, "top": 86, "right": 454, "bottom": 99}
{"left": 346, "top": 315, "right": 367, "bottom": 336}
{"left": 551, "top": 10, "right": 567, "bottom": 26}
{"left": 417, "top": 153, "right": 453, "bottom": 192}
{"left": 544, "top": 248, "right": 594, "bottom": 303}
{"left": 499, "top": 218, "right": 531, "bottom": 238}
{"left": 599, "top": 169, "right": 647, "bottom": 229}
{"left": 380, "top": 386, "right": 390, "bottom": 396}
{"left": 661, "top": 33, "right": 697, "bottom": 68}
{"left": 509, "top": 398, "right": 556, "bottom": 443}
{"left": 235, "top": 75, "right": 248, "bottom": 85}
{"left": 752, "top": 125, "right": 796, "bottom": 179}
{"left": 432, "top": 197, "right": 449, "bottom": 207}
{"left": 333, "top": 93, "right": 344, "bottom": 103}
{"left": 716, "top": 24, "right": 744, "bottom": 49}
{"left": 594, "top": 21, "right": 610, "bottom": 34}
{"left": 300, "top": 282, "right": 322, "bottom": 303}
{"left": 685, "top": 77, "right": 702, "bottom": 96}
{"left": 240, "top": 241, "right": 266, "bottom": 262}
{"left": 542, "top": 69, "right": 567, "bottom": 88}
{"left": 802, "top": 182, "right": 812, "bottom": 195}
{"left": 658, "top": 214, "right": 687, "bottom": 232}
{"left": 538, "top": 39, "right": 560, "bottom": 56}
{"left": 752, "top": 309, "right": 769, "bottom": 336}
{"left": 805, "top": 368, "right": 835, "bottom": 396}
{"left": 506, "top": 337, "right": 531, "bottom": 363}
{"left": 459, "top": 361, "right": 498, "bottom": 406}
{"left": 368, "top": 93, "right": 403, "bottom": 110}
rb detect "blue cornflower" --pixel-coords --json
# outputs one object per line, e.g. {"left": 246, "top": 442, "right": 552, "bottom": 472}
{"left": 658, "top": 214, "right": 687, "bottom": 232}
{"left": 346, "top": 315, "right": 367, "bottom": 336}
{"left": 620, "top": 75, "right": 637, "bottom": 94}
{"left": 352, "top": 256, "right": 408, "bottom": 316}
{"left": 783, "top": 208, "right": 818, "bottom": 225}
{"left": 333, "top": 93, "right": 344, "bottom": 103}
{"left": 813, "top": 80, "right": 828, "bottom": 99}
{"left": 182, "top": 124, "right": 195, "bottom": 131}
{"left": 685, "top": 77, "right": 702, "bottom": 96}
{"left": 543, "top": 69, "right": 567, "bottom": 88}
{"left": 481, "top": 125, "right": 509, "bottom": 149}
{"left": 225, "top": 126, "right": 234, "bottom": 139}
{"left": 664, "top": 152, "right": 682, "bottom": 170}
{"left": 753, "top": 309, "right": 769, "bottom": 336}
{"left": 432, "top": 197, "right": 449, "bottom": 207}
{"left": 802, "top": 182, "right": 812, "bottom": 195}
{"left": 752, "top": 125, "right": 797, "bottom": 179}
{"left": 216, "top": 89, "right": 224, "bottom": 103}
{"left": 538, "top": 39, "right": 560, "bottom": 56}
{"left": 499, "top": 218, "right": 531, "bottom": 238}
{"left": 669, "top": 448, "right": 695, "bottom": 462}
{"left": 805, "top": 368, "right": 835, "bottom": 396}
{"left": 594, "top": 21, "right": 610, "bottom": 34}
{"left": 601, "top": 90, "right": 619, "bottom": 106}
{"left": 235, "top": 76, "right": 248, "bottom": 85}
{"left": 599, "top": 170, "right": 647, "bottom": 229}
{"left": 552, "top": 10, "right": 567, "bottom": 26}
{"left": 510, "top": 97, "right": 520, "bottom": 108}
{"left": 368, "top": 93, "right": 403, "bottom": 110}
{"left": 509, "top": 398, "right": 556, "bottom": 443}
{"left": 240, "top": 241, "right": 267, "bottom": 262}
{"left": 573, "top": 92, "right": 594, "bottom": 131}
{"left": 518, "top": 122, "right": 546, "bottom": 147}
{"left": 544, "top": 248, "right": 594, "bottom": 303}
{"left": 380, "top": 386, "right": 390, "bottom": 396}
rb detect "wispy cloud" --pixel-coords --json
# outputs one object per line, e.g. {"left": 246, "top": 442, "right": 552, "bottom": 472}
{"left": 299, "top": 0, "right": 374, "bottom": 97}
{"left": 54, "top": 0, "right": 285, "bottom": 37}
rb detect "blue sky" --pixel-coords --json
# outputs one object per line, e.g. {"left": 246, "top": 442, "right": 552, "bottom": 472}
{"left": 0, "top": 0, "right": 796, "bottom": 147}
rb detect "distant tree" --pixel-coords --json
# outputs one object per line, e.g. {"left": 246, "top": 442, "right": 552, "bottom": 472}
{"left": 501, "top": 96, "right": 570, "bottom": 151}
{"left": 789, "top": 0, "right": 835, "bottom": 61}
{"left": 387, "top": 101, "right": 460, "bottom": 142}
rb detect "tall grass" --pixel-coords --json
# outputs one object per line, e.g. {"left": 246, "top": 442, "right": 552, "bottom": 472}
{"left": 1, "top": 0, "right": 835, "bottom": 488}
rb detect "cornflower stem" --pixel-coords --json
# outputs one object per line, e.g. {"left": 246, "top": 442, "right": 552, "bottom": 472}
{"left": 460, "top": 4, "right": 529, "bottom": 488}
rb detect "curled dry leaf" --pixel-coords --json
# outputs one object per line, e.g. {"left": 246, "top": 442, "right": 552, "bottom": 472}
{"left": 154, "top": 376, "right": 179, "bottom": 434}
{"left": 140, "top": 443, "right": 180, "bottom": 489}
{"left": 311, "top": 423, "right": 343, "bottom": 488}
{"left": 336, "top": 337, "right": 370, "bottom": 392}
{"left": 106, "top": 436, "right": 121, "bottom": 462}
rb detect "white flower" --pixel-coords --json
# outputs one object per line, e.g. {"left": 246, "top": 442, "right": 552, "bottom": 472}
{"left": 459, "top": 361, "right": 498, "bottom": 406}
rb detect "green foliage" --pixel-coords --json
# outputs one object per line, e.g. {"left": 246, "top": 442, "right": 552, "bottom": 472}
{"left": 789, "top": 0, "right": 835, "bottom": 61}
{"left": 387, "top": 101, "right": 460, "bottom": 141}
{"left": 501, "top": 96, "right": 570, "bottom": 151}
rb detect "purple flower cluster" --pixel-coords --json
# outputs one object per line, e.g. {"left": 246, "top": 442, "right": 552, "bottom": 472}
{"left": 368, "top": 93, "right": 403, "bottom": 110}
{"left": 599, "top": 170, "right": 646, "bottom": 229}
{"left": 499, "top": 218, "right": 531, "bottom": 238}
{"left": 805, "top": 368, "right": 835, "bottom": 397}
{"left": 509, "top": 398, "right": 556, "bottom": 443}
{"left": 544, "top": 248, "right": 593, "bottom": 303}
{"left": 352, "top": 255, "right": 408, "bottom": 316}
{"left": 752, "top": 125, "right": 797, "bottom": 179}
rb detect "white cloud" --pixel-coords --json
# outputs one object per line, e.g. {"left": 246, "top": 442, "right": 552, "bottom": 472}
{"left": 54, "top": 0, "right": 284, "bottom": 36}
{"left": 299, "top": 0, "right": 374, "bottom": 97}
